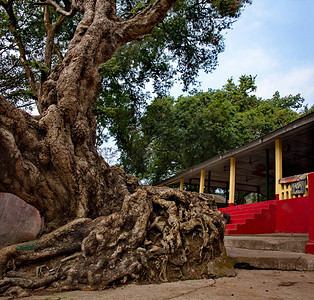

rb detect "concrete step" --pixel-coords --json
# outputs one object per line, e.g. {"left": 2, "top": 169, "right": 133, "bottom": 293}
{"left": 226, "top": 224, "right": 240, "bottom": 230}
{"left": 225, "top": 229, "right": 239, "bottom": 235}
{"left": 221, "top": 202, "right": 278, "bottom": 235}
{"left": 225, "top": 207, "right": 265, "bottom": 213}
{"left": 224, "top": 234, "right": 309, "bottom": 253}
{"left": 223, "top": 208, "right": 263, "bottom": 214}
{"left": 227, "top": 207, "right": 276, "bottom": 217}
{"left": 220, "top": 201, "right": 277, "bottom": 213}
{"left": 226, "top": 213, "right": 276, "bottom": 235}
{"left": 226, "top": 247, "right": 314, "bottom": 271}
{"left": 227, "top": 214, "right": 259, "bottom": 226}
{"left": 228, "top": 213, "right": 256, "bottom": 221}
{"left": 229, "top": 217, "right": 252, "bottom": 225}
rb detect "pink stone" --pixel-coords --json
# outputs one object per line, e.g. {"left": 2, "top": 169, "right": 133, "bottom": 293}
{"left": 0, "top": 193, "right": 43, "bottom": 248}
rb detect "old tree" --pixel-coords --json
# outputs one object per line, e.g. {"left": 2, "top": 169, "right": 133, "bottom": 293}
{"left": 0, "top": 0, "right": 249, "bottom": 296}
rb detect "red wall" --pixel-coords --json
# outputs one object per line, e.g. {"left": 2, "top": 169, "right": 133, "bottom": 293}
{"left": 274, "top": 172, "right": 314, "bottom": 254}
{"left": 220, "top": 172, "right": 314, "bottom": 254}
{"left": 276, "top": 197, "right": 309, "bottom": 233}
{"left": 306, "top": 172, "right": 314, "bottom": 254}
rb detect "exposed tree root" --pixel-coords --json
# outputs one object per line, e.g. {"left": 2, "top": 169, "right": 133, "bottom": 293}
{"left": 0, "top": 184, "right": 233, "bottom": 297}
{"left": 0, "top": 0, "right": 239, "bottom": 297}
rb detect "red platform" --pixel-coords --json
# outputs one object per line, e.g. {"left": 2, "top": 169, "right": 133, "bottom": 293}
{"left": 219, "top": 173, "right": 314, "bottom": 254}
{"left": 220, "top": 201, "right": 277, "bottom": 235}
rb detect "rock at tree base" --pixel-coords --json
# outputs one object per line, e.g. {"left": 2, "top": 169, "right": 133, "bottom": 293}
{"left": 0, "top": 193, "right": 43, "bottom": 249}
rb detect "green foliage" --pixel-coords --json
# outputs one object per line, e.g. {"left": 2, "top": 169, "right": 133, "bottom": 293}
{"left": 0, "top": 0, "right": 79, "bottom": 109}
{"left": 1, "top": 0, "right": 251, "bottom": 128}
{"left": 95, "top": 0, "right": 251, "bottom": 145}
{"left": 118, "top": 75, "right": 306, "bottom": 184}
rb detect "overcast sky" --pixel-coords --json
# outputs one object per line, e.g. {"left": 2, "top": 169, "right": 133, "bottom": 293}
{"left": 171, "top": 0, "right": 314, "bottom": 107}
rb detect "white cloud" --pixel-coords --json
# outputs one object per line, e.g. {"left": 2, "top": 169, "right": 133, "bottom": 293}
{"left": 185, "top": 47, "right": 314, "bottom": 107}
{"left": 222, "top": 47, "right": 279, "bottom": 74}
{"left": 194, "top": 47, "right": 280, "bottom": 93}
{"left": 256, "top": 67, "right": 314, "bottom": 105}
{"left": 171, "top": 0, "right": 314, "bottom": 108}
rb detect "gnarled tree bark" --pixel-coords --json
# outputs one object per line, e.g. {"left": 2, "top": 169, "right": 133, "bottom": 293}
{"left": 0, "top": 0, "right": 233, "bottom": 296}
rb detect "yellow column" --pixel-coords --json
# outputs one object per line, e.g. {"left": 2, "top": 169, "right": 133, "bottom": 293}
{"left": 179, "top": 178, "right": 184, "bottom": 191}
{"left": 275, "top": 139, "right": 283, "bottom": 199}
{"left": 229, "top": 157, "right": 236, "bottom": 206}
{"left": 199, "top": 169, "right": 206, "bottom": 193}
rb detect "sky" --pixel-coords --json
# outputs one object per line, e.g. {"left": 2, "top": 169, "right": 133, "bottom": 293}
{"left": 171, "top": 0, "right": 314, "bottom": 107}
{"left": 103, "top": 0, "right": 314, "bottom": 162}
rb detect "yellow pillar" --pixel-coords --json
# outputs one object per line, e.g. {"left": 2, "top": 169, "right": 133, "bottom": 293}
{"left": 229, "top": 157, "right": 236, "bottom": 206}
{"left": 179, "top": 178, "right": 184, "bottom": 191}
{"left": 275, "top": 139, "right": 283, "bottom": 199}
{"left": 199, "top": 169, "right": 206, "bottom": 193}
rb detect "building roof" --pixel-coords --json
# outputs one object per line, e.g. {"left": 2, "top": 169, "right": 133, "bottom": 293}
{"left": 155, "top": 112, "right": 314, "bottom": 195}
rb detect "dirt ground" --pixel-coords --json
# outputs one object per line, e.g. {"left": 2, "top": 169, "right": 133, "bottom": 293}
{"left": 1, "top": 269, "right": 313, "bottom": 299}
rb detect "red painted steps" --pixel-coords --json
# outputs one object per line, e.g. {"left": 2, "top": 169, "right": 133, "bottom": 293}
{"left": 219, "top": 200, "right": 277, "bottom": 235}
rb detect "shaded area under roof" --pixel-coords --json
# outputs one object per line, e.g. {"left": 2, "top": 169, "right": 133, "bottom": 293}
{"left": 155, "top": 113, "right": 314, "bottom": 200}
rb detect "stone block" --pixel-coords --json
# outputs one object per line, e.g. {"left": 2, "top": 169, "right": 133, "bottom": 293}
{"left": 0, "top": 193, "right": 43, "bottom": 248}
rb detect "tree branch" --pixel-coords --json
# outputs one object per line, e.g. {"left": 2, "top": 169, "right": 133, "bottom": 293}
{"left": 35, "top": 0, "right": 78, "bottom": 17}
{"left": 53, "top": 43, "right": 64, "bottom": 62}
{"left": 43, "top": 7, "right": 66, "bottom": 75}
{"left": 2, "top": 0, "right": 39, "bottom": 100}
{"left": 121, "top": 0, "right": 176, "bottom": 42}
{"left": 16, "top": 102, "right": 36, "bottom": 109}
{"left": 0, "top": 0, "right": 7, "bottom": 7}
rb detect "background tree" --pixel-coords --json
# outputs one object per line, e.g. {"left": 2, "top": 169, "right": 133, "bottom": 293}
{"left": 119, "top": 75, "right": 307, "bottom": 184}
{"left": 86, "top": 0, "right": 253, "bottom": 146}
{"left": 0, "top": 0, "right": 250, "bottom": 296}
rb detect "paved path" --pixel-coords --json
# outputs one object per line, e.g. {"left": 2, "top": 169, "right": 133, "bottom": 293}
{"left": 3, "top": 269, "right": 313, "bottom": 300}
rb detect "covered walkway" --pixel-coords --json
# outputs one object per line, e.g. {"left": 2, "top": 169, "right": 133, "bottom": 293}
{"left": 156, "top": 113, "right": 313, "bottom": 206}
{"left": 155, "top": 113, "right": 314, "bottom": 253}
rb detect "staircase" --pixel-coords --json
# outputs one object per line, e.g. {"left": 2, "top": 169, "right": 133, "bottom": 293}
{"left": 220, "top": 200, "right": 277, "bottom": 235}
{"left": 225, "top": 234, "right": 314, "bottom": 270}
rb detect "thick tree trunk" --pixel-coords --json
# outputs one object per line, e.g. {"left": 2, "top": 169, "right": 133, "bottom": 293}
{"left": 1, "top": 5, "right": 130, "bottom": 229}
{"left": 0, "top": 92, "right": 123, "bottom": 230}
{"left": 0, "top": 0, "right": 233, "bottom": 296}
{"left": 1, "top": 0, "right": 178, "bottom": 230}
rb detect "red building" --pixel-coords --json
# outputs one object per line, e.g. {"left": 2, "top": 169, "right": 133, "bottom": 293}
{"left": 156, "top": 113, "right": 314, "bottom": 254}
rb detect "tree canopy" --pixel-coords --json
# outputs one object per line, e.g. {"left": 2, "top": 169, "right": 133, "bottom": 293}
{"left": 1, "top": 0, "right": 251, "bottom": 136}
{"left": 96, "top": 0, "right": 251, "bottom": 144}
{"left": 118, "top": 75, "right": 309, "bottom": 184}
